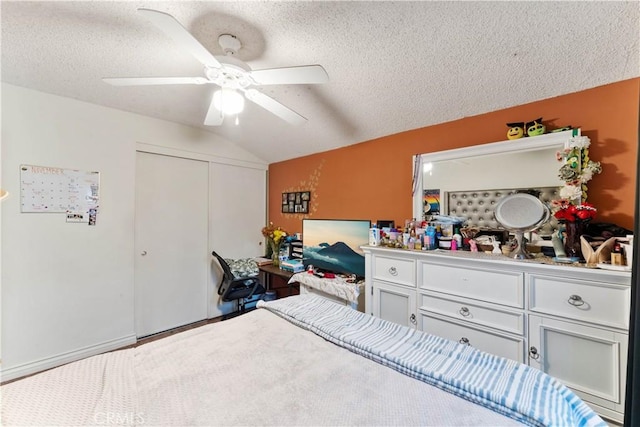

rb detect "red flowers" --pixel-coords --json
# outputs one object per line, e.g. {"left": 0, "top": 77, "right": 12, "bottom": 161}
{"left": 551, "top": 199, "right": 597, "bottom": 222}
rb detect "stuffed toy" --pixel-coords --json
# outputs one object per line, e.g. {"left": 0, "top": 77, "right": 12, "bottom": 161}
{"left": 526, "top": 118, "right": 546, "bottom": 136}
{"left": 506, "top": 122, "right": 525, "bottom": 140}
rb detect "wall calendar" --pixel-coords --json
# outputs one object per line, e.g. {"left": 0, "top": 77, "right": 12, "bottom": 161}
{"left": 20, "top": 164, "right": 100, "bottom": 215}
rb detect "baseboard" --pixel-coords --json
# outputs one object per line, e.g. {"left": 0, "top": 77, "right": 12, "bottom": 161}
{"left": 0, "top": 334, "right": 137, "bottom": 383}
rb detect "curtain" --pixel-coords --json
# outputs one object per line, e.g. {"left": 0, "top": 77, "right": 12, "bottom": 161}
{"left": 623, "top": 104, "right": 640, "bottom": 426}
{"left": 412, "top": 154, "right": 422, "bottom": 197}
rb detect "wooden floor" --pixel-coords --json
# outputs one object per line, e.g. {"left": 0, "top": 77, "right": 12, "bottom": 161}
{"left": 128, "top": 315, "right": 224, "bottom": 348}
{"left": 133, "top": 307, "right": 263, "bottom": 346}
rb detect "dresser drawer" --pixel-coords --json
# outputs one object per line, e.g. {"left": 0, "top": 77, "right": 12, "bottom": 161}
{"left": 420, "top": 262, "right": 524, "bottom": 308}
{"left": 529, "top": 274, "right": 630, "bottom": 329}
{"left": 373, "top": 255, "right": 416, "bottom": 287}
{"left": 419, "top": 291, "right": 524, "bottom": 336}
{"left": 419, "top": 313, "right": 525, "bottom": 363}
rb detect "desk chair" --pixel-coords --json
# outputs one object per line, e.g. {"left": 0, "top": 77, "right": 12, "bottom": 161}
{"left": 212, "top": 251, "right": 265, "bottom": 316}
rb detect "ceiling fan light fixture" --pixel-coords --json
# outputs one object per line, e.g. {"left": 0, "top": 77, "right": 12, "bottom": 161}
{"left": 106, "top": 9, "right": 328, "bottom": 126}
{"left": 213, "top": 88, "right": 245, "bottom": 115}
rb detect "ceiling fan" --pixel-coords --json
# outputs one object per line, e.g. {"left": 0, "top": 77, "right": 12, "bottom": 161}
{"left": 103, "top": 8, "right": 329, "bottom": 126}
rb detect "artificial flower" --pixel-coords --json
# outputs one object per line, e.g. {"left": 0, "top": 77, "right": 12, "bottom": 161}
{"left": 552, "top": 201, "right": 597, "bottom": 223}
{"left": 559, "top": 184, "right": 582, "bottom": 201}
{"left": 552, "top": 134, "right": 601, "bottom": 226}
{"left": 558, "top": 163, "right": 580, "bottom": 182}
{"left": 580, "top": 161, "right": 602, "bottom": 183}
{"left": 568, "top": 135, "right": 591, "bottom": 149}
{"left": 557, "top": 135, "right": 601, "bottom": 203}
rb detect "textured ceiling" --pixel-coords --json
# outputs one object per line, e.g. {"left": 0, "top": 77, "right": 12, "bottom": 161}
{"left": 2, "top": 1, "right": 638, "bottom": 164}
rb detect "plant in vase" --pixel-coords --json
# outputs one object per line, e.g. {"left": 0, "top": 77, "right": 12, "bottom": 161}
{"left": 551, "top": 200, "right": 597, "bottom": 260}
{"left": 261, "top": 222, "right": 288, "bottom": 266}
{"left": 552, "top": 135, "right": 601, "bottom": 260}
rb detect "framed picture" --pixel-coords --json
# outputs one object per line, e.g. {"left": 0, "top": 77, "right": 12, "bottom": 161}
{"left": 282, "top": 191, "right": 311, "bottom": 213}
{"left": 423, "top": 188, "right": 440, "bottom": 216}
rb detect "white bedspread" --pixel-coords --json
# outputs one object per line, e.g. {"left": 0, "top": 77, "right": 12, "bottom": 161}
{"left": 2, "top": 304, "right": 522, "bottom": 426}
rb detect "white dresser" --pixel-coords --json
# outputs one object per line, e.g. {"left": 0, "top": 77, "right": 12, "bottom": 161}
{"left": 363, "top": 246, "right": 632, "bottom": 424}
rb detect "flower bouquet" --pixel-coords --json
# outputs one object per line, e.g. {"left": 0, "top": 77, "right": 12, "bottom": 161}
{"left": 261, "top": 222, "right": 288, "bottom": 266}
{"left": 552, "top": 135, "right": 601, "bottom": 260}
{"left": 551, "top": 200, "right": 597, "bottom": 223}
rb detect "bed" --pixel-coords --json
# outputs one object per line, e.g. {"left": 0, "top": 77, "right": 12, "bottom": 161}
{"left": 1, "top": 295, "right": 605, "bottom": 426}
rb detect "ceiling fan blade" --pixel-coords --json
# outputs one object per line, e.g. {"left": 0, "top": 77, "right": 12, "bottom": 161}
{"left": 137, "top": 8, "right": 222, "bottom": 69}
{"left": 102, "top": 77, "right": 207, "bottom": 86}
{"left": 204, "top": 96, "right": 224, "bottom": 126}
{"left": 250, "top": 65, "right": 329, "bottom": 85}
{"left": 245, "top": 89, "right": 307, "bottom": 125}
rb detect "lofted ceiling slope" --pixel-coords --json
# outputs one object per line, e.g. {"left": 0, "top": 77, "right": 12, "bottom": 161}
{"left": 1, "top": 1, "right": 638, "bottom": 163}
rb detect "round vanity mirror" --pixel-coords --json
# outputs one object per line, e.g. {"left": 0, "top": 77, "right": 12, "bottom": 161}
{"left": 494, "top": 193, "right": 550, "bottom": 259}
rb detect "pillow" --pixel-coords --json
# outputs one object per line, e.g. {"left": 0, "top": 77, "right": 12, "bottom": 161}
{"left": 225, "top": 258, "right": 259, "bottom": 278}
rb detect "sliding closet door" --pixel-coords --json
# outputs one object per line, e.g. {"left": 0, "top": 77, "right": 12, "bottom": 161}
{"left": 210, "top": 162, "right": 266, "bottom": 259}
{"left": 135, "top": 152, "right": 209, "bottom": 338}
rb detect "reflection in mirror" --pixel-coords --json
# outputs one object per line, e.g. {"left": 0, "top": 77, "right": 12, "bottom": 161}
{"left": 413, "top": 129, "right": 578, "bottom": 231}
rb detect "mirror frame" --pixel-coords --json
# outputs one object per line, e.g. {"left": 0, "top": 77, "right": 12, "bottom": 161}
{"left": 412, "top": 129, "right": 579, "bottom": 220}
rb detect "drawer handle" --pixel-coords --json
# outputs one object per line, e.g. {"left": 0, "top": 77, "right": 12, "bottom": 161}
{"left": 410, "top": 313, "right": 417, "bottom": 324}
{"left": 567, "top": 294, "right": 585, "bottom": 307}
{"left": 389, "top": 266, "right": 398, "bottom": 276}
{"left": 459, "top": 306, "right": 470, "bottom": 317}
{"left": 529, "top": 346, "right": 540, "bottom": 360}
{"left": 459, "top": 337, "right": 470, "bottom": 346}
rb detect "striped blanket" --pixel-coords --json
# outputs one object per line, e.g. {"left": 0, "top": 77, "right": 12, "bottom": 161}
{"left": 258, "top": 295, "right": 606, "bottom": 427}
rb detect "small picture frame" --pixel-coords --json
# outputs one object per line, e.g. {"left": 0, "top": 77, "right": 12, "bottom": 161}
{"left": 282, "top": 191, "right": 311, "bottom": 214}
{"left": 423, "top": 188, "right": 441, "bottom": 216}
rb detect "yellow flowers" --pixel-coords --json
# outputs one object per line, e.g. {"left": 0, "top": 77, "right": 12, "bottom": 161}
{"left": 261, "top": 222, "right": 288, "bottom": 244}
{"left": 272, "top": 229, "right": 287, "bottom": 244}
{"left": 262, "top": 223, "right": 288, "bottom": 263}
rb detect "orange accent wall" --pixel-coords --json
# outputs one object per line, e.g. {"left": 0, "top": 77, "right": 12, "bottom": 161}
{"left": 269, "top": 78, "right": 639, "bottom": 235}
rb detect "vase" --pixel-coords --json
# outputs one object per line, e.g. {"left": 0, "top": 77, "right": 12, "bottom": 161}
{"left": 563, "top": 221, "right": 585, "bottom": 260}
{"left": 268, "top": 240, "right": 281, "bottom": 267}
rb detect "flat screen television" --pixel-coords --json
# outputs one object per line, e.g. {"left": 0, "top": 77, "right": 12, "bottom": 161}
{"left": 302, "top": 219, "right": 371, "bottom": 278}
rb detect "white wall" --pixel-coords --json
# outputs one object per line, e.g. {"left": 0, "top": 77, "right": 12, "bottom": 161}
{"left": 0, "top": 83, "right": 267, "bottom": 380}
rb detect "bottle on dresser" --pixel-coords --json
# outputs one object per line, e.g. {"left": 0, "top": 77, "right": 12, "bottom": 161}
{"left": 425, "top": 223, "right": 437, "bottom": 250}
{"left": 611, "top": 242, "right": 624, "bottom": 266}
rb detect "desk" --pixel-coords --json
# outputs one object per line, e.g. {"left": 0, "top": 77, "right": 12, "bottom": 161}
{"left": 258, "top": 264, "right": 299, "bottom": 298}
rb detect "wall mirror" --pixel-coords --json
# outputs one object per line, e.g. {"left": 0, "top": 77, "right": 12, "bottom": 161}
{"left": 412, "top": 129, "right": 578, "bottom": 231}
